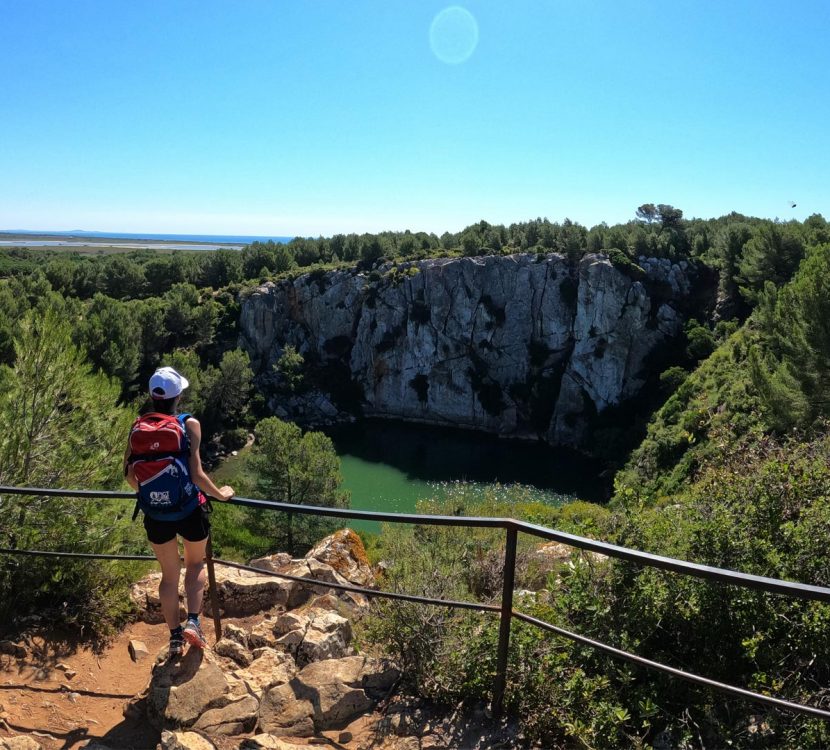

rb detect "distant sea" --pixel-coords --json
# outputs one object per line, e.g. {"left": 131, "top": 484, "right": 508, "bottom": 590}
{"left": 1, "top": 229, "right": 293, "bottom": 245}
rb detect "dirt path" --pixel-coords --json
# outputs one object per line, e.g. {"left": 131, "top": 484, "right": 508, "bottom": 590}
{"left": 0, "top": 621, "right": 170, "bottom": 749}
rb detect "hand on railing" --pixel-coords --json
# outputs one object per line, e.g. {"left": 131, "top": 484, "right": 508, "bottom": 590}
{"left": 214, "top": 485, "right": 234, "bottom": 501}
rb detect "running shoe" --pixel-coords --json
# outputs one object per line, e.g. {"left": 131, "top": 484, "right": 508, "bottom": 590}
{"left": 183, "top": 618, "right": 207, "bottom": 649}
{"left": 168, "top": 631, "right": 185, "bottom": 658}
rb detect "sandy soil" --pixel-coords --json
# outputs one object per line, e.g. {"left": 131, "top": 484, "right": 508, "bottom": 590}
{"left": 0, "top": 618, "right": 382, "bottom": 750}
{"left": 0, "top": 621, "right": 170, "bottom": 749}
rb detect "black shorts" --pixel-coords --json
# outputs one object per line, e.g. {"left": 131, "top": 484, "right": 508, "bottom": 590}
{"left": 144, "top": 504, "right": 210, "bottom": 545}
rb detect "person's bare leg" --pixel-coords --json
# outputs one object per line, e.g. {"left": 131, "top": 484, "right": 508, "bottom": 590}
{"left": 182, "top": 536, "right": 208, "bottom": 616}
{"left": 151, "top": 539, "right": 182, "bottom": 630}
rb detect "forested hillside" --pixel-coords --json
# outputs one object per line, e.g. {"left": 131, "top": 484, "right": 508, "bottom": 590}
{"left": 2, "top": 207, "right": 830, "bottom": 748}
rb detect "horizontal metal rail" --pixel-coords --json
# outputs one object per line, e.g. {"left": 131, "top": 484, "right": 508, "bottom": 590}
{"left": 4, "top": 485, "right": 830, "bottom": 602}
{"left": 0, "top": 486, "right": 507, "bottom": 528}
{"left": 214, "top": 558, "right": 501, "bottom": 613}
{"left": 2, "top": 484, "right": 829, "bottom": 722}
{"left": 509, "top": 522, "right": 830, "bottom": 603}
{"left": 0, "top": 547, "right": 499, "bottom": 613}
{"left": 512, "top": 611, "right": 830, "bottom": 721}
{"left": 0, "top": 547, "right": 157, "bottom": 562}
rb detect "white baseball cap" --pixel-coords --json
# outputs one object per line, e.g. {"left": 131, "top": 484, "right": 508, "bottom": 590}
{"left": 149, "top": 367, "right": 190, "bottom": 399}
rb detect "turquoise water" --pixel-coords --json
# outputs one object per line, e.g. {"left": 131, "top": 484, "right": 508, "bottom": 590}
{"left": 328, "top": 420, "right": 606, "bottom": 533}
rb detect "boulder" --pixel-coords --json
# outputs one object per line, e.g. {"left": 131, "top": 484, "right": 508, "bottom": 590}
{"left": 524, "top": 541, "right": 609, "bottom": 590}
{"left": 214, "top": 638, "right": 253, "bottom": 667}
{"left": 192, "top": 695, "right": 259, "bottom": 736}
{"left": 298, "top": 655, "right": 398, "bottom": 729}
{"left": 204, "top": 566, "right": 293, "bottom": 617}
{"left": 249, "top": 553, "right": 293, "bottom": 573}
{"left": 258, "top": 655, "right": 398, "bottom": 735}
{"left": 159, "top": 731, "right": 217, "bottom": 750}
{"left": 205, "top": 555, "right": 366, "bottom": 619}
{"left": 222, "top": 622, "right": 250, "bottom": 648}
{"left": 0, "top": 738, "right": 42, "bottom": 750}
{"left": 233, "top": 647, "right": 296, "bottom": 694}
{"left": 145, "top": 648, "right": 247, "bottom": 731}
{"left": 257, "top": 682, "right": 315, "bottom": 737}
{"left": 240, "top": 734, "right": 310, "bottom": 749}
{"left": 296, "top": 611, "right": 354, "bottom": 666}
{"left": 249, "top": 616, "right": 280, "bottom": 649}
{"left": 305, "top": 529, "right": 375, "bottom": 588}
{"left": 272, "top": 597, "right": 355, "bottom": 666}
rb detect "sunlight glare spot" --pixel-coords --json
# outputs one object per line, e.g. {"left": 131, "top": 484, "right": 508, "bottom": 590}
{"left": 429, "top": 6, "right": 479, "bottom": 65}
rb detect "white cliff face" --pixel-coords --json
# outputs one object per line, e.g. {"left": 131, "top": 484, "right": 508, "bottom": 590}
{"left": 239, "top": 253, "right": 700, "bottom": 447}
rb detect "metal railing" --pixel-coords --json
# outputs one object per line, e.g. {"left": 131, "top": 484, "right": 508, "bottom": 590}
{"left": 1, "top": 484, "right": 830, "bottom": 722}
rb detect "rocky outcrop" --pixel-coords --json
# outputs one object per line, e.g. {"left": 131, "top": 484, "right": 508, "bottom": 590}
{"left": 258, "top": 655, "right": 399, "bottom": 736}
{"left": 240, "top": 253, "right": 708, "bottom": 447}
{"left": 130, "top": 533, "right": 372, "bottom": 622}
{"left": 114, "top": 525, "right": 533, "bottom": 749}
{"left": 136, "top": 599, "right": 395, "bottom": 738}
{"left": 129, "top": 530, "right": 395, "bottom": 739}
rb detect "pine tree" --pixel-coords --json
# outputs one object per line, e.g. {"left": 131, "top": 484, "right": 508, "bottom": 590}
{"left": 0, "top": 308, "right": 140, "bottom": 634}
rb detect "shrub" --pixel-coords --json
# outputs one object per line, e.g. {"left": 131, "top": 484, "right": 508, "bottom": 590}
{"left": 222, "top": 427, "right": 249, "bottom": 451}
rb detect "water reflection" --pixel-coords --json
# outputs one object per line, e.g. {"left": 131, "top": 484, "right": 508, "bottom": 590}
{"left": 327, "top": 418, "right": 607, "bottom": 516}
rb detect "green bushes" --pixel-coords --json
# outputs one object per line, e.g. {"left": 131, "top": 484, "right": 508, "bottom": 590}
{"left": 0, "top": 309, "right": 144, "bottom": 638}
{"left": 616, "top": 328, "right": 764, "bottom": 499}
{"left": 359, "top": 488, "right": 619, "bottom": 746}
{"left": 360, "top": 437, "right": 830, "bottom": 748}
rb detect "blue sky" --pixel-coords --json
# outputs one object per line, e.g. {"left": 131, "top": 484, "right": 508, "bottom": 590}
{"left": 1, "top": 1, "right": 828, "bottom": 236}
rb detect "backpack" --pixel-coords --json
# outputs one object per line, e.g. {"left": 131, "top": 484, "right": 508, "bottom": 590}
{"left": 128, "top": 412, "right": 201, "bottom": 521}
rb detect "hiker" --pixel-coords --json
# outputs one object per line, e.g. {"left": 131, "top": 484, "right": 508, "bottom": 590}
{"left": 124, "top": 366, "right": 234, "bottom": 657}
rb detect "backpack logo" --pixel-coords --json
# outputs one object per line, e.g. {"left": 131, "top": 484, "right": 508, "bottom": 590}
{"left": 151, "top": 441, "right": 160, "bottom": 450}
{"left": 149, "top": 490, "right": 171, "bottom": 504}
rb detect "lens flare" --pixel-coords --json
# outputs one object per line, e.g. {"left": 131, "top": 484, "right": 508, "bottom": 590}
{"left": 429, "top": 6, "right": 479, "bottom": 65}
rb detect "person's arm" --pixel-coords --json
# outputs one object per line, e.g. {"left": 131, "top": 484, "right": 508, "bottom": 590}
{"left": 185, "top": 417, "right": 234, "bottom": 501}
{"left": 124, "top": 441, "right": 138, "bottom": 491}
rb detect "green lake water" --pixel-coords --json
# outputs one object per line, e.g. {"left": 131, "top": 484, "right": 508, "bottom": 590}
{"left": 327, "top": 420, "right": 607, "bottom": 533}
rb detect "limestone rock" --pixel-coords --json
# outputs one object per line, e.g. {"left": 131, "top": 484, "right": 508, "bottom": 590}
{"left": 277, "top": 558, "right": 368, "bottom": 610}
{"left": 192, "top": 694, "right": 259, "bottom": 736}
{"left": 298, "top": 611, "right": 354, "bottom": 666}
{"left": 524, "top": 541, "right": 609, "bottom": 590}
{"left": 240, "top": 252, "right": 704, "bottom": 449}
{"left": 233, "top": 647, "right": 296, "bottom": 694}
{"left": 201, "top": 554, "right": 365, "bottom": 619}
{"left": 273, "top": 611, "right": 306, "bottom": 636}
{"left": 128, "top": 639, "right": 150, "bottom": 662}
{"left": 296, "top": 655, "right": 399, "bottom": 730}
{"left": 257, "top": 682, "right": 315, "bottom": 737}
{"left": 272, "top": 606, "right": 354, "bottom": 666}
{"left": 0, "top": 737, "right": 42, "bottom": 750}
{"left": 249, "top": 616, "right": 280, "bottom": 649}
{"left": 214, "top": 638, "right": 253, "bottom": 667}
{"left": 249, "top": 553, "right": 293, "bottom": 573}
{"left": 145, "top": 648, "right": 244, "bottom": 730}
{"left": 550, "top": 254, "right": 685, "bottom": 445}
{"left": 222, "top": 623, "right": 250, "bottom": 648}
{"left": 258, "top": 655, "right": 398, "bottom": 735}
{"left": 240, "top": 735, "right": 309, "bottom": 749}
{"left": 305, "top": 529, "right": 375, "bottom": 588}
{"left": 204, "top": 565, "right": 292, "bottom": 617}
{"left": 159, "top": 730, "right": 217, "bottom": 750}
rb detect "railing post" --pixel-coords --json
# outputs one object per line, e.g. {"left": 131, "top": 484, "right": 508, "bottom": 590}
{"left": 491, "top": 525, "right": 517, "bottom": 720}
{"left": 204, "top": 530, "right": 223, "bottom": 643}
